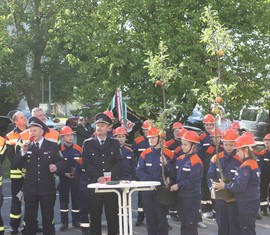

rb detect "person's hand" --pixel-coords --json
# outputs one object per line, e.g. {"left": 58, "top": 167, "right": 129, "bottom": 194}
{"left": 21, "top": 140, "right": 30, "bottom": 154}
{"left": 49, "top": 164, "right": 57, "bottom": 173}
{"left": 170, "top": 184, "right": 179, "bottom": 192}
{"left": 160, "top": 155, "right": 167, "bottom": 165}
{"left": 65, "top": 173, "right": 74, "bottom": 179}
{"left": 213, "top": 179, "right": 225, "bottom": 191}
{"left": 97, "top": 177, "right": 105, "bottom": 184}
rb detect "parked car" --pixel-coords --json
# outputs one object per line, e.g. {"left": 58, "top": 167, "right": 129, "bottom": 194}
{"left": 239, "top": 106, "right": 269, "bottom": 140}
{"left": 0, "top": 116, "right": 12, "bottom": 137}
{"left": 184, "top": 109, "right": 204, "bottom": 134}
{"left": 7, "top": 109, "right": 58, "bottom": 130}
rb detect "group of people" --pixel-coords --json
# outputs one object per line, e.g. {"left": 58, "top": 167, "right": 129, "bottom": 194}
{"left": 0, "top": 108, "right": 269, "bottom": 235}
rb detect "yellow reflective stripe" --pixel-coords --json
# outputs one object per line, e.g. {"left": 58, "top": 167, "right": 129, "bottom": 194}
{"left": 10, "top": 175, "right": 23, "bottom": 179}
{"left": 10, "top": 169, "right": 23, "bottom": 174}
{"left": 0, "top": 226, "right": 4, "bottom": 231}
{"left": 0, "top": 145, "right": 6, "bottom": 155}
{"left": 10, "top": 213, "right": 22, "bottom": 219}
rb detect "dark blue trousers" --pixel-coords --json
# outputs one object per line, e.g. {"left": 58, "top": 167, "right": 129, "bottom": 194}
{"left": 178, "top": 193, "right": 200, "bottom": 235}
{"left": 215, "top": 200, "right": 241, "bottom": 235}
{"left": 237, "top": 199, "right": 259, "bottom": 235}
{"left": 142, "top": 191, "right": 168, "bottom": 235}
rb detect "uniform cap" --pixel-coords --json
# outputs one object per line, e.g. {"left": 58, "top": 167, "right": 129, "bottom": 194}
{"left": 95, "top": 113, "right": 112, "bottom": 125}
{"left": 113, "top": 127, "right": 127, "bottom": 136}
{"left": 28, "top": 116, "right": 49, "bottom": 132}
{"left": 203, "top": 114, "right": 215, "bottom": 124}
{"left": 172, "top": 122, "right": 183, "bottom": 130}
{"left": 221, "top": 129, "right": 238, "bottom": 142}
{"left": 60, "top": 126, "right": 74, "bottom": 136}
{"left": 234, "top": 135, "right": 256, "bottom": 149}
{"left": 103, "top": 110, "right": 114, "bottom": 120}
{"left": 181, "top": 131, "right": 200, "bottom": 144}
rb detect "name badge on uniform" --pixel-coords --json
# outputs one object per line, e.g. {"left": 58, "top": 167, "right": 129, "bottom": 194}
{"left": 126, "top": 156, "right": 132, "bottom": 159}
{"left": 146, "top": 163, "right": 152, "bottom": 166}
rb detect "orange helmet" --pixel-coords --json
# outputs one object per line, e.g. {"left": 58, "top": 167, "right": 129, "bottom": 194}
{"left": 243, "top": 132, "right": 254, "bottom": 138}
{"left": 60, "top": 126, "right": 74, "bottom": 136}
{"left": 142, "top": 120, "right": 150, "bottom": 129}
{"left": 172, "top": 122, "right": 183, "bottom": 130}
{"left": 182, "top": 131, "right": 200, "bottom": 144}
{"left": 147, "top": 127, "right": 160, "bottom": 138}
{"left": 234, "top": 135, "right": 256, "bottom": 149}
{"left": 177, "top": 128, "right": 187, "bottom": 139}
{"left": 209, "top": 128, "right": 222, "bottom": 137}
{"left": 113, "top": 127, "right": 127, "bottom": 136}
{"left": 221, "top": 129, "right": 238, "bottom": 142}
{"left": 230, "top": 122, "right": 240, "bottom": 130}
{"left": 103, "top": 110, "right": 114, "bottom": 120}
{"left": 263, "top": 133, "right": 270, "bottom": 141}
{"left": 203, "top": 114, "right": 215, "bottom": 124}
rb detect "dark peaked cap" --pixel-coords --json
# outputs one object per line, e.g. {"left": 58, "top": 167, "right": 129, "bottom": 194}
{"left": 28, "top": 116, "right": 49, "bottom": 132}
{"left": 95, "top": 112, "right": 112, "bottom": 125}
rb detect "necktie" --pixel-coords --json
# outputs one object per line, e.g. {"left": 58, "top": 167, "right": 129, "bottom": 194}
{"left": 36, "top": 142, "right": 39, "bottom": 149}
{"left": 101, "top": 140, "right": 105, "bottom": 145}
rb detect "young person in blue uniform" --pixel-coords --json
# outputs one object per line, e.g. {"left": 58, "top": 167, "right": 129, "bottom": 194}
{"left": 201, "top": 128, "right": 224, "bottom": 219}
{"left": 58, "top": 126, "right": 82, "bottom": 231}
{"left": 207, "top": 129, "right": 242, "bottom": 235}
{"left": 82, "top": 112, "right": 122, "bottom": 235}
{"left": 137, "top": 126, "right": 174, "bottom": 235}
{"left": 13, "top": 117, "right": 66, "bottom": 235}
{"left": 75, "top": 156, "right": 91, "bottom": 235}
{"left": 214, "top": 135, "right": 261, "bottom": 235}
{"left": 132, "top": 119, "right": 151, "bottom": 226}
{"left": 166, "top": 122, "right": 183, "bottom": 151}
{"left": 258, "top": 133, "right": 270, "bottom": 216}
{"left": 170, "top": 131, "right": 203, "bottom": 235}
{"left": 114, "top": 127, "right": 136, "bottom": 181}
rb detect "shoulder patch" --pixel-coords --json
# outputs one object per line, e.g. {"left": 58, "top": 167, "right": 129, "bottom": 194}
{"left": 190, "top": 154, "right": 203, "bottom": 166}
{"left": 163, "top": 148, "right": 174, "bottom": 160}
{"left": 176, "top": 154, "right": 185, "bottom": 161}
{"left": 200, "top": 133, "right": 207, "bottom": 141}
{"left": 140, "top": 148, "right": 152, "bottom": 159}
{"left": 241, "top": 159, "right": 259, "bottom": 170}
{"left": 73, "top": 144, "right": 82, "bottom": 153}
{"left": 233, "top": 154, "right": 242, "bottom": 163}
{"left": 135, "top": 136, "right": 145, "bottom": 144}
{"left": 123, "top": 145, "right": 133, "bottom": 152}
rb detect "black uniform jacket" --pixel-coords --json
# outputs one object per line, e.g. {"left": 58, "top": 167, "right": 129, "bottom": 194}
{"left": 82, "top": 137, "right": 122, "bottom": 183}
{"left": 13, "top": 138, "right": 66, "bottom": 196}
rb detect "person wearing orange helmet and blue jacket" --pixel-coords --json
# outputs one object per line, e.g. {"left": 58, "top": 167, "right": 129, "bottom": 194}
{"left": 137, "top": 126, "right": 174, "bottom": 235}
{"left": 207, "top": 129, "right": 242, "bottom": 235}
{"left": 214, "top": 135, "right": 260, "bottom": 235}
{"left": 170, "top": 131, "right": 203, "bottom": 235}
{"left": 57, "top": 126, "right": 82, "bottom": 231}
{"left": 114, "top": 127, "right": 136, "bottom": 180}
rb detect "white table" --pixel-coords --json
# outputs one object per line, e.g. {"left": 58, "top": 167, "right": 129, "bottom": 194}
{"left": 88, "top": 181, "right": 161, "bottom": 235}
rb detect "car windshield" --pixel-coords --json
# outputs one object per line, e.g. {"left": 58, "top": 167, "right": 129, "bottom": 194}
{"left": 241, "top": 108, "right": 258, "bottom": 121}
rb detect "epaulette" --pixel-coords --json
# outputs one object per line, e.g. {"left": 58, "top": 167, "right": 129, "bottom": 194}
{"left": 190, "top": 154, "right": 203, "bottom": 166}
{"left": 200, "top": 132, "right": 207, "bottom": 141}
{"left": 240, "top": 159, "right": 259, "bottom": 170}
{"left": 123, "top": 145, "right": 133, "bottom": 152}
{"left": 140, "top": 148, "right": 152, "bottom": 159}
{"left": 176, "top": 154, "right": 185, "bottom": 161}
{"left": 163, "top": 148, "right": 174, "bottom": 160}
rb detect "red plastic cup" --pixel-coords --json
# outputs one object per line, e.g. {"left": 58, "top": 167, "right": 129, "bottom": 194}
{"left": 103, "top": 172, "right": 111, "bottom": 182}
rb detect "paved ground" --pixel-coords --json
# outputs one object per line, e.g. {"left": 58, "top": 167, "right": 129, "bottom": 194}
{"left": 2, "top": 179, "right": 270, "bottom": 235}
